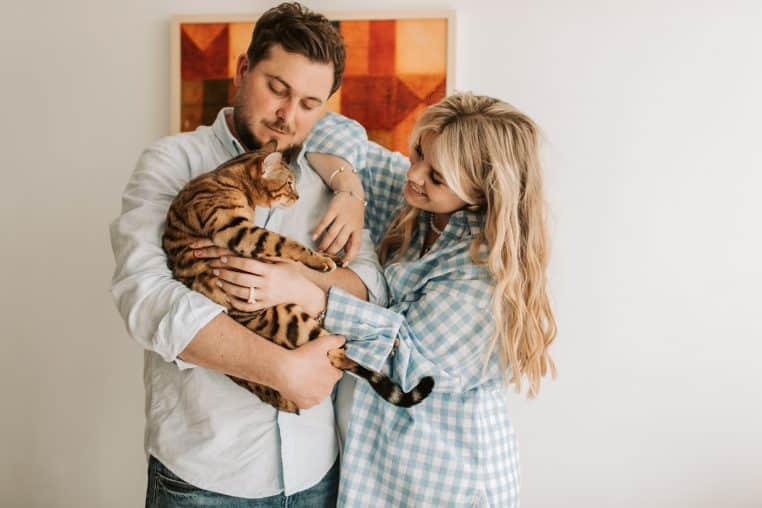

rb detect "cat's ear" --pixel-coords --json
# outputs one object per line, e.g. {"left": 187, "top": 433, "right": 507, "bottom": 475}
{"left": 262, "top": 139, "right": 278, "bottom": 154}
{"left": 261, "top": 151, "right": 283, "bottom": 177}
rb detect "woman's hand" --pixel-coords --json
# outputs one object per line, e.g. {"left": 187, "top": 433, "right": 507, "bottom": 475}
{"left": 312, "top": 191, "right": 365, "bottom": 263}
{"left": 209, "top": 254, "right": 324, "bottom": 315}
{"left": 307, "top": 152, "right": 366, "bottom": 265}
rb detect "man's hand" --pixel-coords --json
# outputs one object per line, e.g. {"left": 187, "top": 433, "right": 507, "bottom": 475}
{"left": 272, "top": 334, "right": 346, "bottom": 410}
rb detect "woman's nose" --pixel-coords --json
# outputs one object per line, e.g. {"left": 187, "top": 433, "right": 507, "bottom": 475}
{"left": 407, "top": 163, "right": 425, "bottom": 185}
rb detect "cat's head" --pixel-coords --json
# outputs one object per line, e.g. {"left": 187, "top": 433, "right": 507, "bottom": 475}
{"left": 252, "top": 141, "right": 299, "bottom": 208}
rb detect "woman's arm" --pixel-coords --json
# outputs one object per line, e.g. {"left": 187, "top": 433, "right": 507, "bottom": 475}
{"left": 305, "top": 113, "right": 411, "bottom": 247}
{"left": 323, "top": 276, "right": 499, "bottom": 394}
{"left": 303, "top": 113, "right": 368, "bottom": 261}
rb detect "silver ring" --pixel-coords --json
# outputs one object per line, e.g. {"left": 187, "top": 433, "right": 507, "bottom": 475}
{"left": 248, "top": 286, "right": 256, "bottom": 304}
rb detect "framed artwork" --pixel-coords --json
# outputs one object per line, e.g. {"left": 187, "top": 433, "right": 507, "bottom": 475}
{"left": 170, "top": 11, "right": 454, "bottom": 155}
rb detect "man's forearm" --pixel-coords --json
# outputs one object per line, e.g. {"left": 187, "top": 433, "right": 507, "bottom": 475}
{"left": 178, "top": 312, "right": 286, "bottom": 387}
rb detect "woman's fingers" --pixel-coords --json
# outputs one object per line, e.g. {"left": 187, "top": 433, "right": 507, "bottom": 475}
{"left": 210, "top": 256, "right": 269, "bottom": 275}
{"left": 189, "top": 239, "right": 215, "bottom": 249}
{"left": 318, "top": 220, "right": 345, "bottom": 252}
{"left": 193, "top": 246, "right": 234, "bottom": 259}
{"left": 216, "top": 278, "right": 267, "bottom": 311}
{"left": 325, "top": 226, "right": 351, "bottom": 255}
{"left": 227, "top": 296, "right": 266, "bottom": 313}
{"left": 214, "top": 268, "right": 260, "bottom": 289}
{"left": 342, "top": 232, "right": 362, "bottom": 265}
{"left": 312, "top": 209, "right": 338, "bottom": 241}
{"left": 215, "top": 278, "right": 250, "bottom": 301}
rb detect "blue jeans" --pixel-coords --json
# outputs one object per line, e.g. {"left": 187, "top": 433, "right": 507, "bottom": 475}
{"left": 145, "top": 456, "right": 339, "bottom": 507}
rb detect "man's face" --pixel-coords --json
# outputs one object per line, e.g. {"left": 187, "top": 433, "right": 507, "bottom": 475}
{"left": 231, "top": 43, "right": 334, "bottom": 154}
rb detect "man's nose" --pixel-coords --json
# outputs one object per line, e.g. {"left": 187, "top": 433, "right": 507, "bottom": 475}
{"left": 276, "top": 99, "right": 298, "bottom": 129}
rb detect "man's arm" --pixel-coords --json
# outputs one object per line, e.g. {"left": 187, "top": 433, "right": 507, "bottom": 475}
{"left": 179, "top": 314, "right": 344, "bottom": 409}
{"left": 110, "top": 141, "right": 341, "bottom": 408}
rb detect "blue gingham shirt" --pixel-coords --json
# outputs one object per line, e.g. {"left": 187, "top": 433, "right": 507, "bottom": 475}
{"left": 307, "top": 114, "right": 520, "bottom": 507}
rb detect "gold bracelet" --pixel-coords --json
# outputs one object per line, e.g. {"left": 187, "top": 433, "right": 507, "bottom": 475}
{"left": 334, "top": 189, "right": 367, "bottom": 207}
{"left": 327, "top": 166, "right": 345, "bottom": 187}
{"left": 328, "top": 166, "right": 359, "bottom": 188}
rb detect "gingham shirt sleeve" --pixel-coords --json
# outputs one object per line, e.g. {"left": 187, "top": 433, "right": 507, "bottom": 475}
{"left": 305, "top": 113, "right": 409, "bottom": 244}
{"left": 363, "top": 142, "right": 409, "bottom": 244}
{"left": 304, "top": 112, "right": 368, "bottom": 181}
{"left": 324, "top": 278, "right": 496, "bottom": 393}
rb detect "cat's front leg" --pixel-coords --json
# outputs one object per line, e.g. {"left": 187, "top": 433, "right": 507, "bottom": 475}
{"left": 276, "top": 239, "right": 338, "bottom": 272}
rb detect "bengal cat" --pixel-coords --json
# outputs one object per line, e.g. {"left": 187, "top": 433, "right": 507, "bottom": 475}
{"left": 162, "top": 142, "right": 434, "bottom": 413}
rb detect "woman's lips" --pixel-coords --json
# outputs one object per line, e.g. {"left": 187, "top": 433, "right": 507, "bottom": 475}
{"left": 405, "top": 181, "right": 427, "bottom": 198}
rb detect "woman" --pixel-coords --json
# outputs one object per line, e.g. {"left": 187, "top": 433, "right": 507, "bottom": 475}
{"left": 205, "top": 92, "right": 556, "bottom": 506}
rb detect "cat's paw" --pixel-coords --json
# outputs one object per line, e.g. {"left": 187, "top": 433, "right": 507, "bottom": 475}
{"left": 307, "top": 253, "right": 338, "bottom": 272}
{"left": 327, "top": 252, "right": 346, "bottom": 268}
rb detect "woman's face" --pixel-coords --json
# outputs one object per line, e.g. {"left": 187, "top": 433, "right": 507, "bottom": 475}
{"left": 403, "top": 133, "right": 468, "bottom": 214}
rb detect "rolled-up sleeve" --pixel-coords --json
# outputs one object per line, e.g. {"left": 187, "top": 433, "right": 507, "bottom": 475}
{"left": 109, "top": 143, "right": 225, "bottom": 366}
{"left": 306, "top": 113, "right": 409, "bottom": 244}
{"left": 305, "top": 112, "right": 368, "bottom": 173}
{"left": 324, "top": 279, "right": 497, "bottom": 394}
{"left": 305, "top": 113, "right": 388, "bottom": 306}
{"left": 342, "top": 229, "right": 388, "bottom": 306}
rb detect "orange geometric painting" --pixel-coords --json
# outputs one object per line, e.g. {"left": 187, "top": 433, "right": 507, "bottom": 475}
{"left": 174, "top": 14, "right": 451, "bottom": 155}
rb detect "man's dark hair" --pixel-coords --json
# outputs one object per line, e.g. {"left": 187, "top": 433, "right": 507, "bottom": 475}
{"left": 247, "top": 2, "right": 345, "bottom": 96}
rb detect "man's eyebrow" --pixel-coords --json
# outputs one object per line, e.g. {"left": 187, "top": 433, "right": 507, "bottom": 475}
{"left": 266, "top": 74, "right": 324, "bottom": 105}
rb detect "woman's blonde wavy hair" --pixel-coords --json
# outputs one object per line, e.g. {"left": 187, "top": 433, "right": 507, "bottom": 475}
{"left": 378, "top": 92, "right": 557, "bottom": 397}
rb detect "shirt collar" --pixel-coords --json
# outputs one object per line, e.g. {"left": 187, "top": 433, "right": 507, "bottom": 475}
{"left": 212, "top": 107, "right": 246, "bottom": 158}
{"left": 420, "top": 207, "right": 485, "bottom": 239}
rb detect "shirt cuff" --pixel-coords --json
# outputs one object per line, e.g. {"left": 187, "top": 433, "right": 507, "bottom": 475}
{"left": 155, "top": 291, "right": 227, "bottom": 368}
{"left": 323, "top": 286, "right": 401, "bottom": 373}
{"left": 344, "top": 260, "right": 388, "bottom": 307}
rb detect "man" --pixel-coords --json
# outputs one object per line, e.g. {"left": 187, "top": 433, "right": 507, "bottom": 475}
{"left": 110, "top": 3, "right": 384, "bottom": 506}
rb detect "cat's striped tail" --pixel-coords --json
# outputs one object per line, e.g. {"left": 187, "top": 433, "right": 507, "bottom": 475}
{"left": 349, "top": 364, "right": 435, "bottom": 408}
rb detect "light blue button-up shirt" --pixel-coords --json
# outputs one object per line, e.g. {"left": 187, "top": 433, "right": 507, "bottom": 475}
{"left": 308, "top": 115, "right": 520, "bottom": 507}
{"left": 109, "top": 109, "right": 386, "bottom": 498}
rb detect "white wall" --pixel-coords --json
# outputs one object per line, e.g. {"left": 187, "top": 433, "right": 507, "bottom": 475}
{"left": 1, "top": 1, "right": 760, "bottom": 506}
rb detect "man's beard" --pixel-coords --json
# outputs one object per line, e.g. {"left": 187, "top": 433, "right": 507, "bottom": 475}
{"left": 233, "top": 106, "right": 302, "bottom": 164}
